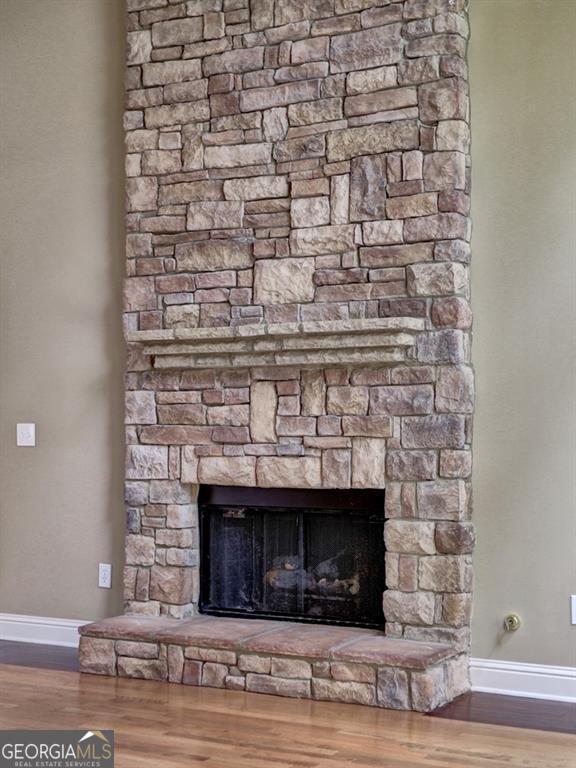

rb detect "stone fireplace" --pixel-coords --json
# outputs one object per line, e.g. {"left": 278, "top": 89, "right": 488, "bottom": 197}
{"left": 79, "top": 0, "right": 474, "bottom": 712}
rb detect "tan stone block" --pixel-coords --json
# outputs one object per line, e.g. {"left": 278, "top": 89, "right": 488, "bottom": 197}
{"left": 116, "top": 641, "right": 158, "bottom": 659}
{"left": 151, "top": 17, "right": 203, "bottom": 47}
{"left": 141, "top": 150, "right": 181, "bottom": 175}
{"left": 360, "top": 242, "right": 433, "bottom": 268}
{"left": 246, "top": 674, "right": 311, "bottom": 698}
{"left": 126, "top": 445, "right": 168, "bottom": 480}
{"left": 287, "top": 98, "right": 343, "bottom": 126}
{"left": 418, "top": 77, "right": 467, "bottom": 122}
{"left": 436, "top": 120, "right": 470, "bottom": 152}
{"left": 384, "top": 520, "right": 436, "bottom": 555}
{"left": 410, "top": 664, "right": 446, "bottom": 712}
{"left": 330, "top": 662, "right": 375, "bottom": 684}
{"left": 301, "top": 370, "right": 326, "bottom": 416}
{"left": 142, "top": 60, "right": 202, "bottom": 87}
{"left": 347, "top": 66, "right": 397, "bottom": 96}
{"left": 352, "top": 438, "right": 385, "bottom": 488}
{"left": 290, "top": 224, "right": 356, "bottom": 255}
{"left": 382, "top": 589, "right": 435, "bottom": 625}
{"left": 321, "top": 449, "right": 351, "bottom": 488}
{"left": 263, "top": 107, "right": 289, "bottom": 142}
{"left": 419, "top": 555, "right": 473, "bottom": 592}
{"left": 238, "top": 655, "right": 271, "bottom": 674}
{"left": 327, "top": 120, "right": 419, "bottom": 162}
{"left": 423, "top": 151, "right": 466, "bottom": 192}
{"left": 345, "top": 86, "right": 417, "bottom": 118}
{"left": 439, "top": 450, "right": 472, "bottom": 478}
{"left": 327, "top": 386, "right": 369, "bottom": 415}
{"left": 168, "top": 644, "right": 184, "bottom": 683}
{"left": 291, "top": 197, "right": 331, "bottom": 228}
{"left": 330, "top": 25, "right": 402, "bottom": 73}
{"left": 385, "top": 482, "right": 417, "bottom": 519}
{"left": 146, "top": 101, "right": 209, "bottom": 128}
{"left": 253, "top": 258, "right": 315, "bottom": 304}
{"left": 398, "top": 56, "right": 440, "bottom": 86}
{"left": 416, "top": 479, "right": 467, "bottom": 520}
{"left": 249, "top": 382, "right": 277, "bottom": 443}
{"left": 204, "top": 47, "right": 265, "bottom": 76}
{"left": 240, "top": 80, "right": 321, "bottom": 112}
{"left": 312, "top": 678, "right": 375, "bottom": 705}
{"left": 362, "top": 220, "right": 403, "bottom": 246}
{"left": 127, "top": 31, "right": 152, "bottom": 66}
{"left": 149, "top": 566, "right": 194, "bottom": 605}
{"left": 256, "top": 457, "right": 322, "bottom": 488}
{"left": 79, "top": 637, "right": 116, "bottom": 676}
{"left": 204, "top": 143, "right": 272, "bottom": 169}
{"left": 225, "top": 674, "right": 246, "bottom": 690}
{"left": 125, "top": 534, "right": 155, "bottom": 566}
{"left": 126, "top": 177, "right": 158, "bottom": 212}
{"left": 176, "top": 240, "right": 253, "bottom": 272}
{"left": 442, "top": 593, "right": 472, "bottom": 627}
{"left": 404, "top": 213, "right": 470, "bottom": 243}
{"left": 125, "top": 391, "right": 157, "bottom": 425}
{"left": 165, "top": 305, "right": 200, "bottom": 329}
{"left": 186, "top": 201, "right": 243, "bottom": 231}
{"left": 201, "top": 662, "right": 228, "bottom": 688}
{"left": 198, "top": 456, "right": 257, "bottom": 486}
{"left": 407, "top": 263, "right": 467, "bottom": 297}
{"left": 377, "top": 668, "right": 410, "bottom": 709}
{"left": 223, "top": 176, "right": 288, "bottom": 200}
{"left": 118, "top": 657, "right": 167, "bottom": 680}
{"left": 436, "top": 366, "right": 474, "bottom": 413}
{"left": 271, "top": 658, "right": 312, "bottom": 679}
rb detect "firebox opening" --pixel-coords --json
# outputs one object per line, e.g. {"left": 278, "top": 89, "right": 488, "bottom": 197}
{"left": 199, "top": 486, "right": 385, "bottom": 629}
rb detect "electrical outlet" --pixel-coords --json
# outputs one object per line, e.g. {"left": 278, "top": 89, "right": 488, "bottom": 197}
{"left": 98, "top": 563, "right": 112, "bottom": 589}
{"left": 17, "top": 423, "right": 36, "bottom": 447}
{"left": 571, "top": 595, "right": 576, "bottom": 625}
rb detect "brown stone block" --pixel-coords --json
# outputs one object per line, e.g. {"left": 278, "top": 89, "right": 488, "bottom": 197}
{"left": 140, "top": 426, "right": 213, "bottom": 445}
{"left": 271, "top": 658, "right": 312, "bottom": 679}
{"left": 416, "top": 330, "right": 467, "bottom": 364}
{"left": 167, "top": 644, "right": 184, "bottom": 683}
{"left": 360, "top": 243, "right": 433, "bottom": 268}
{"left": 418, "top": 77, "right": 467, "bottom": 122}
{"left": 439, "top": 450, "right": 472, "bottom": 478}
{"left": 125, "top": 534, "right": 155, "bottom": 566}
{"left": 370, "top": 385, "right": 434, "bottom": 416}
{"left": 436, "top": 365, "right": 474, "bottom": 413}
{"left": 246, "top": 674, "right": 311, "bottom": 698}
{"left": 431, "top": 297, "right": 472, "bottom": 329}
{"left": 417, "top": 479, "right": 467, "bottom": 520}
{"left": 182, "top": 659, "right": 202, "bottom": 686}
{"left": 326, "top": 120, "right": 419, "bottom": 162}
{"left": 435, "top": 522, "right": 475, "bottom": 554}
{"left": 330, "top": 662, "right": 375, "bottom": 684}
{"left": 202, "top": 662, "right": 228, "bottom": 688}
{"left": 330, "top": 25, "right": 402, "bottom": 74}
{"left": 151, "top": 17, "right": 203, "bottom": 47}
{"left": 377, "top": 668, "right": 410, "bottom": 710}
{"left": 156, "top": 404, "right": 207, "bottom": 425}
{"left": 386, "top": 450, "right": 437, "bottom": 481}
{"left": 327, "top": 386, "right": 369, "bottom": 415}
{"left": 410, "top": 664, "right": 446, "bottom": 712}
{"left": 342, "top": 416, "right": 392, "bottom": 437}
{"left": 442, "top": 593, "right": 472, "bottom": 627}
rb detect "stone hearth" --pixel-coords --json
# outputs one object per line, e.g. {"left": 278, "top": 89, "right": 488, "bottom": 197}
{"left": 78, "top": 0, "right": 475, "bottom": 713}
{"left": 79, "top": 615, "right": 467, "bottom": 711}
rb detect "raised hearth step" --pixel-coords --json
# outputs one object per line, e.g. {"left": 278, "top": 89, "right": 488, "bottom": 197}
{"left": 79, "top": 615, "right": 467, "bottom": 712}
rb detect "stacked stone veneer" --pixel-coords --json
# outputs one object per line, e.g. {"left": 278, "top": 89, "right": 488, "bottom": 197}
{"left": 122, "top": 0, "right": 474, "bottom": 672}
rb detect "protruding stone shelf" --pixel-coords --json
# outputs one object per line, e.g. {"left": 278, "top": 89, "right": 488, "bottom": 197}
{"left": 126, "top": 317, "right": 426, "bottom": 371}
{"left": 79, "top": 615, "right": 465, "bottom": 712}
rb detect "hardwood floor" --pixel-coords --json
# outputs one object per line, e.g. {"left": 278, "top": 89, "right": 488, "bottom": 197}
{"left": 0, "top": 664, "right": 573, "bottom": 768}
{"left": 0, "top": 639, "right": 78, "bottom": 671}
{"left": 432, "top": 691, "right": 576, "bottom": 735}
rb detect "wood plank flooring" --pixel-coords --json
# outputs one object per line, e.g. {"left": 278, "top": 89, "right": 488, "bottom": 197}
{"left": 0, "top": 664, "right": 573, "bottom": 768}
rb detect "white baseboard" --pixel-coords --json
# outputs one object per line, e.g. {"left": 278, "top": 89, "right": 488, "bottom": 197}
{"left": 470, "top": 658, "right": 576, "bottom": 703}
{"left": 0, "top": 613, "right": 86, "bottom": 648}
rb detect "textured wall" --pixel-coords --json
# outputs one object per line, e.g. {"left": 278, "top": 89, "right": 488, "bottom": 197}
{"left": 123, "top": 0, "right": 474, "bottom": 663}
{"left": 0, "top": 0, "right": 125, "bottom": 620}
{"left": 470, "top": 0, "right": 576, "bottom": 667}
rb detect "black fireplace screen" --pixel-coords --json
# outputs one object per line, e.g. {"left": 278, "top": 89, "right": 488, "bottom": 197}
{"left": 199, "top": 486, "right": 385, "bottom": 629}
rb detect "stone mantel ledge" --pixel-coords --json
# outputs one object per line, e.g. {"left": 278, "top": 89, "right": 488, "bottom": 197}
{"left": 125, "top": 317, "right": 426, "bottom": 371}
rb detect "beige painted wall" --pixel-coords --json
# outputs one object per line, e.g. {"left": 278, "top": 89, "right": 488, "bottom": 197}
{"left": 469, "top": 0, "right": 576, "bottom": 666}
{"left": 0, "top": 0, "right": 125, "bottom": 619}
{"left": 0, "top": 0, "right": 574, "bottom": 667}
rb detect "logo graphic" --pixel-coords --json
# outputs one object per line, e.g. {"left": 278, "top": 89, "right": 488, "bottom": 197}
{"left": 0, "top": 729, "right": 114, "bottom": 767}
